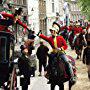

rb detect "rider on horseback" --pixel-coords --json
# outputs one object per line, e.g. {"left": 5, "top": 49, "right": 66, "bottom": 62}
{"left": 38, "top": 22, "right": 74, "bottom": 82}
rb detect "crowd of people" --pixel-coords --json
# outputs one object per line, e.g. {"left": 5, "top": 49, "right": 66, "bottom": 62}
{"left": 18, "top": 21, "right": 90, "bottom": 90}
{"left": 0, "top": 1, "right": 90, "bottom": 90}
{"left": 17, "top": 20, "right": 90, "bottom": 90}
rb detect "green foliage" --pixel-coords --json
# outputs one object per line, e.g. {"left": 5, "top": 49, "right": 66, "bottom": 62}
{"left": 78, "top": 0, "right": 90, "bottom": 21}
{"left": 67, "top": 0, "right": 90, "bottom": 21}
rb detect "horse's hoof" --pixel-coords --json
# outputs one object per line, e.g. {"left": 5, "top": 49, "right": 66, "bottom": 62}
{"left": 76, "top": 56, "right": 79, "bottom": 59}
{"left": 88, "top": 74, "right": 90, "bottom": 80}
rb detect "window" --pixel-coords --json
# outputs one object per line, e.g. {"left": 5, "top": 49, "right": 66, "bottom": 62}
{"left": 52, "top": 0, "right": 54, "bottom": 2}
{"left": 17, "top": 0, "right": 22, "bottom": 5}
{"left": 23, "top": 0, "right": 26, "bottom": 5}
{"left": 52, "top": 2, "right": 54, "bottom": 12}
{"left": 0, "top": 37, "right": 7, "bottom": 63}
{"left": 52, "top": 0, "right": 55, "bottom": 13}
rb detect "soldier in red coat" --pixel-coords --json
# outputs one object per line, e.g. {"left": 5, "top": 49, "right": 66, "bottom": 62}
{"left": 38, "top": 25, "right": 74, "bottom": 89}
{"left": 39, "top": 28, "right": 67, "bottom": 50}
{"left": 0, "top": 7, "right": 30, "bottom": 33}
{"left": 68, "top": 21, "right": 74, "bottom": 33}
{"left": 73, "top": 23, "right": 83, "bottom": 35}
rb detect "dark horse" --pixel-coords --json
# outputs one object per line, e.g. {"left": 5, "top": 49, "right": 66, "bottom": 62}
{"left": 68, "top": 30, "right": 75, "bottom": 50}
{"left": 46, "top": 52, "right": 76, "bottom": 90}
{"left": 60, "top": 29, "right": 68, "bottom": 43}
{"left": 73, "top": 33, "right": 86, "bottom": 59}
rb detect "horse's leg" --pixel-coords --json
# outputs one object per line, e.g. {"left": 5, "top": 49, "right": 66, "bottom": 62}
{"left": 80, "top": 52, "right": 82, "bottom": 59}
{"left": 76, "top": 49, "right": 79, "bottom": 59}
{"left": 80, "top": 46, "right": 84, "bottom": 61}
{"left": 87, "top": 65, "right": 90, "bottom": 80}
{"left": 59, "top": 83, "right": 64, "bottom": 90}
{"left": 50, "top": 83, "right": 55, "bottom": 90}
{"left": 88, "top": 71, "right": 90, "bottom": 80}
{"left": 69, "top": 81, "right": 72, "bottom": 90}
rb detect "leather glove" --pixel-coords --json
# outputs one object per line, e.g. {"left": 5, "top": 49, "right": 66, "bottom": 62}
{"left": 37, "top": 30, "right": 42, "bottom": 36}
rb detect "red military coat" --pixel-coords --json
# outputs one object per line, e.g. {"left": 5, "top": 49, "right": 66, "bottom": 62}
{"left": 39, "top": 34, "right": 68, "bottom": 50}
{"left": 0, "top": 12, "right": 29, "bottom": 31}
{"left": 68, "top": 26, "right": 73, "bottom": 32}
{"left": 74, "top": 27, "right": 83, "bottom": 35}
{"left": 60, "top": 25, "right": 67, "bottom": 31}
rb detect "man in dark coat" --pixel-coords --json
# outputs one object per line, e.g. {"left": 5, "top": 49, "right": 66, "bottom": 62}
{"left": 18, "top": 48, "right": 31, "bottom": 90}
{"left": 36, "top": 41, "right": 49, "bottom": 76}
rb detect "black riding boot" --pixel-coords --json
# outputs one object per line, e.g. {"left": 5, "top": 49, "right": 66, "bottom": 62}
{"left": 22, "top": 76, "right": 30, "bottom": 90}
{"left": 76, "top": 56, "right": 79, "bottom": 59}
{"left": 51, "top": 84, "right": 55, "bottom": 90}
{"left": 22, "top": 85, "right": 28, "bottom": 90}
{"left": 88, "top": 72, "right": 90, "bottom": 80}
{"left": 59, "top": 83, "right": 64, "bottom": 90}
{"left": 69, "top": 81, "right": 72, "bottom": 90}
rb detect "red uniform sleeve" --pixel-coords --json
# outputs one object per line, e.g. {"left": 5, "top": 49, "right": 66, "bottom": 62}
{"left": 74, "top": 27, "right": 79, "bottom": 35}
{"left": 17, "top": 19, "right": 29, "bottom": 29}
{"left": 61, "top": 26, "right": 65, "bottom": 31}
{"left": 39, "top": 34, "right": 50, "bottom": 42}
{"left": 68, "top": 26, "right": 73, "bottom": 32}
{"left": 79, "top": 27, "right": 83, "bottom": 33}
{"left": 1, "top": 12, "right": 14, "bottom": 19}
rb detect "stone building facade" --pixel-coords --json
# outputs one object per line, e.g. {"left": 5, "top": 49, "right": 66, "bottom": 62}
{"left": 39, "top": 0, "right": 47, "bottom": 35}
{"left": 5, "top": 0, "right": 84, "bottom": 34}
{"left": 69, "top": 0, "right": 83, "bottom": 22}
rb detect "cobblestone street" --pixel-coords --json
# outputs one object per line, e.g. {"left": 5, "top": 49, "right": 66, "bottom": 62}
{"left": 28, "top": 44, "right": 90, "bottom": 90}
{"left": 15, "top": 41, "right": 90, "bottom": 90}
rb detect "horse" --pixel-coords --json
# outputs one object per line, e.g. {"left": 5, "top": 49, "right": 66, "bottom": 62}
{"left": 73, "top": 33, "right": 86, "bottom": 59}
{"left": 68, "top": 30, "right": 75, "bottom": 50}
{"left": 45, "top": 52, "right": 77, "bottom": 90}
{"left": 83, "top": 32, "right": 90, "bottom": 79}
{"left": 82, "top": 46, "right": 90, "bottom": 80}
{"left": 60, "top": 29, "right": 69, "bottom": 42}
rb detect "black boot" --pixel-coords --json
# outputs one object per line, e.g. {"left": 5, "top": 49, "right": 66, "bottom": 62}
{"left": 76, "top": 56, "right": 79, "bottom": 59}
{"left": 88, "top": 73, "right": 90, "bottom": 80}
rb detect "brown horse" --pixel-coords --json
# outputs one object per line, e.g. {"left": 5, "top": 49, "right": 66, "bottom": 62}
{"left": 73, "top": 33, "right": 86, "bottom": 59}
{"left": 68, "top": 30, "right": 75, "bottom": 50}
{"left": 46, "top": 52, "right": 77, "bottom": 90}
{"left": 83, "top": 46, "right": 90, "bottom": 80}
